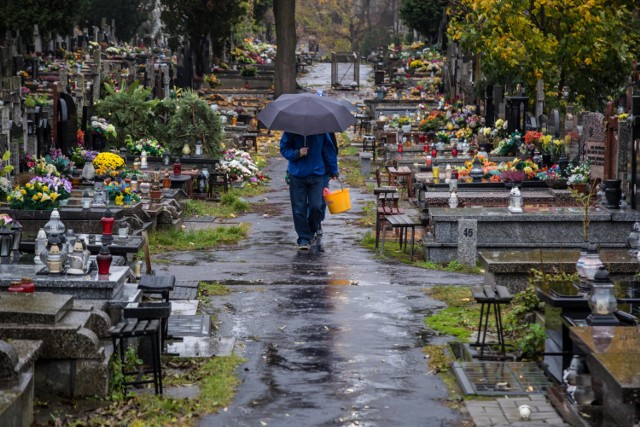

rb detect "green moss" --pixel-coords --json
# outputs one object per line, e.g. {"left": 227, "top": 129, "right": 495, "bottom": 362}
{"left": 424, "top": 286, "right": 480, "bottom": 341}
{"left": 417, "top": 260, "right": 483, "bottom": 275}
{"left": 148, "top": 224, "right": 249, "bottom": 253}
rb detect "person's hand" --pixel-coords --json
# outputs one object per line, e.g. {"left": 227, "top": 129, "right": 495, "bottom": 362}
{"left": 299, "top": 147, "right": 309, "bottom": 157}
{"left": 331, "top": 174, "right": 340, "bottom": 180}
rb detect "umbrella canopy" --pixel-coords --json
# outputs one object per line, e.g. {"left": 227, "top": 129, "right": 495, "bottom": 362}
{"left": 257, "top": 93, "right": 356, "bottom": 136}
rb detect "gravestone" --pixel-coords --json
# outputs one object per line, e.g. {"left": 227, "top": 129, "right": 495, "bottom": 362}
{"left": 525, "top": 112, "right": 538, "bottom": 131}
{"left": 457, "top": 219, "right": 478, "bottom": 266}
{"left": 493, "top": 85, "right": 505, "bottom": 119}
{"left": 57, "top": 93, "right": 77, "bottom": 154}
{"left": 506, "top": 96, "right": 529, "bottom": 134}
{"left": 548, "top": 109, "right": 560, "bottom": 138}
{"left": 535, "top": 79, "right": 545, "bottom": 118}
{"left": 618, "top": 119, "right": 632, "bottom": 203}
{"left": 485, "top": 85, "right": 495, "bottom": 127}
{"left": 582, "top": 112, "right": 606, "bottom": 181}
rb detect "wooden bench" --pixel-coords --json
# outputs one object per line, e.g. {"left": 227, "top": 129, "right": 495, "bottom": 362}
{"left": 471, "top": 285, "right": 513, "bottom": 359}
{"left": 379, "top": 214, "right": 422, "bottom": 260}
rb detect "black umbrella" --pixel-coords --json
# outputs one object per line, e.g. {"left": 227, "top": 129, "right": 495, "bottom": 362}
{"left": 257, "top": 93, "right": 356, "bottom": 136}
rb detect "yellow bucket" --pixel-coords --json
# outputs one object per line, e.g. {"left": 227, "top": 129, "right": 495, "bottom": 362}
{"left": 324, "top": 184, "right": 351, "bottom": 214}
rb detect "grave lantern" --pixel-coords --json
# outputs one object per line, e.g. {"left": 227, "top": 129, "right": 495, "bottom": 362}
{"left": 44, "top": 209, "right": 66, "bottom": 237}
{"left": 469, "top": 157, "right": 484, "bottom": 182}
{"left": 508, "top": 186, "right": 524, "bottom": 213}
{"left": 578, "top": 242, "right": 604, "bottom": 289}
{"left": 0, "top": 224, "right": 13, "bottom": 263}
{"left": 626, "top": 221, "right": 640, "bottom": 256}
{"left": 10, "top": 220, "right": 22, "bottom": 262}
{"left": 586, "top": 267, "right": 619, "bottom": 326}
{"left": 162, "top": 152, "right": 171, "bottom": 166}
{"left": 101, "top": 208, "right": 114, "bottom": 245}
{"left": 195, "top": 140, "right": 203, "bottom": 157}
{"left": 82, "top": 191, "right": 92, "bottom": 209}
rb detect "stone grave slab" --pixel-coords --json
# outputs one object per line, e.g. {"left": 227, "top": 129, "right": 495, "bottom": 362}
{"left": 169, "top": 300, "right": 198, "bottom": 316}
{"left": 0, "top": 293, "right": 72, "bottom": 324}
{"left": 166, "top": 336, "right": 235, "bottom": 358}
{"left": 168, "top": 315, "right": 210, "bottom": 337}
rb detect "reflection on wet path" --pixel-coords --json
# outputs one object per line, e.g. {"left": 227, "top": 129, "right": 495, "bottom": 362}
{"left": 153, "top": 64, "right": 482, "bottom": 426}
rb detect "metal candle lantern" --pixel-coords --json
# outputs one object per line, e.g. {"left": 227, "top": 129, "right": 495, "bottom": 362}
{"left": 10, "top": 221, "right": 22, "bottom": 262}
{"left": 44, "top": 209, "right": 66, "bottom": 237}
{"left": 586, "top": 267, "right": 619, "bottom": 326}
{"left": 162, "top": 152, "right": 171, "bottom": 166}
{"left": 469, "top": 157, "right": 484, "bottom": 182}
{"left": 0, "top": 224, "right": 13, "bottom": 263}
{"left": 195, "top": 140, "right": 203, "bottom": 156}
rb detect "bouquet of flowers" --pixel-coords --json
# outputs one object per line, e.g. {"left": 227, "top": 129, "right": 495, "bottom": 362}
{"left": 8, "top": 175, "right": 71, "bottom": 210}
{"left": 45, "top": 148, "right": 71, "bottom": 175}
{"left": 540, "top": 137, "right": 564, "bottom": 156}
{"left": 567, "top": 160, "right": 590, "bottom": 185}
{"left": 70, "top": 147, "right": 99, "bottom": 168}
{"left": 536, "top": 165, "right": 568, "bottom": 188}
{"left": 105, "top": 181, "right": 141, "bottom": 206}
{"left": 217, "top": 149, "right": 266, "bottom": 183}
{"left": 93, "top": 152, "right": 125, "bottom": 177}
{"left": 124, "top": 135, "right": 166, "bottom": 156}
{"left": 28, "top": 156, "right": 59, "bottom": 177}
{"left": 90, "top": 116, "right": 117, "bottom": 141}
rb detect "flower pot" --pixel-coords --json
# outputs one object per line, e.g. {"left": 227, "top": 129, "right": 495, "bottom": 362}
{"left": 604, "top": 179, "right": 622, "bottom": 209}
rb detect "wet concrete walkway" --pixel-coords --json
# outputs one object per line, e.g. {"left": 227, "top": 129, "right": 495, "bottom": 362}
{"left": 154, "top": 64, "right": 484, "bottom": 426}
{"left": 156, "top": 154, "right": 483, "bottom": 426}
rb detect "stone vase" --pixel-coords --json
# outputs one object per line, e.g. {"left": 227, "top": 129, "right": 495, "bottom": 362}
{"left": 604, "top": 179, "right": 622, "bottom": 209}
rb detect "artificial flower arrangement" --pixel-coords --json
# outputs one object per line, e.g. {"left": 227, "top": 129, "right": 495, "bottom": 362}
{"left": 541, "top": 137, "right": 564, "bottom": 156}
{"left": 105, "top": 181, "right": 141, "bottom": 206}
{"left": 70, "top": 146, "right": 99, "bottom": 168}
{"left": 536, "top": 165, "right": 568, "bottom": 188}
{"left": 8, "top": 174, "right": 71, "bottom": 210}
{"left": 28, "top": 156, "right": 59, "bottom": 177}
{"left": 90, "top": 116, "right": 117, "bottom": 141}
{"left": 217, "top": 149, "right": 267, "bottom": 183}
{"left": 45, "top": 148, "right": 71, "bottom": 176}
{"left": 124, "top": 135, "right": 166, "bottom": 156}
{"left": 567, "top": 160, "right": 591, "bottom": 185}
{"left": 92, "top": 152, "right": 125, "bottom": 178}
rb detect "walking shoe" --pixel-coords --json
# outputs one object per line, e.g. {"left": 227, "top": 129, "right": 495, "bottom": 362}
{"left": 298, "top": 243, "right": 310, "bottom": 250}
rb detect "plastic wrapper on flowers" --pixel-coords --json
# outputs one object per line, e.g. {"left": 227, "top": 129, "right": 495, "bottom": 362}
{"left": 216, "top": 149, "right": 268, "bottom": 184}
{"left": 8, "top": 175, "right": 72, "bottom": 210}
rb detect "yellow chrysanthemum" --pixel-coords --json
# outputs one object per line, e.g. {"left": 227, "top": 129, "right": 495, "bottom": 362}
{"left": 20, "top": 189, "right": 26, "bottom": 195}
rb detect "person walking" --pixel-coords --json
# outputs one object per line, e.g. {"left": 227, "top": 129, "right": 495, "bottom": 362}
{"left": 317, "top": 132, "right": 339, "bottom": 249}
{"left": 280, "top": 131, "right": 338, "bottom": 250}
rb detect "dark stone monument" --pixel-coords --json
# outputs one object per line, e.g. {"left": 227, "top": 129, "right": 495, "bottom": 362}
{"left": 57, "top": 93, "right": 77, "bottom": 154}
{"left": 505, "top": 96, "right": 529, "bottom": 134}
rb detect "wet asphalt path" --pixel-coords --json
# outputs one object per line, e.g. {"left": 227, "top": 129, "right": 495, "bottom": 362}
{"left": 155, "top": 64, "right": 484, "bottom": 426}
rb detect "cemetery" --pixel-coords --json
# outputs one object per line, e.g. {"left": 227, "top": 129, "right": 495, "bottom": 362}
{"left": 0, "top": 2, "right": 638, "bottom": 426}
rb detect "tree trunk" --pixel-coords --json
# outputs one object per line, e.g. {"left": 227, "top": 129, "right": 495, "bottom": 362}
{"left": 273, "top": 0, "right": 297, "bottom": 97}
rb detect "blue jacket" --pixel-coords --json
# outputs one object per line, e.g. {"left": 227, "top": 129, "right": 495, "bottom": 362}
{"left": 280, "top": 132, "right": 338, "bottom": 178}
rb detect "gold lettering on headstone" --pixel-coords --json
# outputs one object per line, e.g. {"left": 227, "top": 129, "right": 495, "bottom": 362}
{"left": 586, "top": 139, "right": 605, "bottom": 179}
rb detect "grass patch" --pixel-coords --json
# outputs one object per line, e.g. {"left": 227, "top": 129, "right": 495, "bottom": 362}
{"left": 183, "top": 186, "right": 268, "bottom": 219}
{"left": 417, "top": 260, "right": 484, "bottom": 275}
{"left": 198, "top": 281, "right": 231, "bottom": 305}
{"left": 357, "top": 201, "right": 376, "bottom": 227}
{"left": 424, "top": 285, "right": 479, "bottom": 341}
{"left": 359, "top": 231, "right": 418, "bottom": 264}
{"left": 148, "top": 224, "right": 249, "bottom": 253}
{"left": 58, "top": 354, "right": 244, "bottom": 426}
